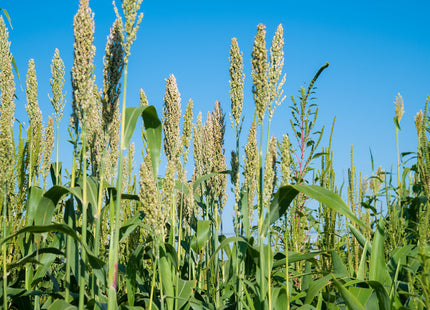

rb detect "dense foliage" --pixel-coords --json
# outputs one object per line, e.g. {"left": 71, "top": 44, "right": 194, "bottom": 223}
{"left": 0, "top": 1, "right": 429, "bottom": 309}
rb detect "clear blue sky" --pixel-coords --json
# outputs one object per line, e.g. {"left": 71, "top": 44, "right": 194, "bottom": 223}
{"left": 3, "top": 0, "right": 430, "bottom": 223}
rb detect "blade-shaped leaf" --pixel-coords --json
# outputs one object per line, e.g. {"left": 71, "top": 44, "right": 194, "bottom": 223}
{"left": 369, "top": 218, "right": 386, "bottom": 284}
{"left": 331, "top": 275, "right": 365, "bottom": 310}
{"left": 141, "top": 105, "right": 162, "bottom": 179}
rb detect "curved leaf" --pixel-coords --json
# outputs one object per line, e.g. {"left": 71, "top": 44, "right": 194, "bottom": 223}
{"left": 291, "top": 185, "right": 369, "bottom": 231}
{"left": 331, "top": 275, "right": 365, "bottom": 310}
{"left": 0, "top": 224, "right": 104, "bottom": 269}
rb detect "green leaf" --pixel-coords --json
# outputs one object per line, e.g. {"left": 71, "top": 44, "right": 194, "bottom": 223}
{"left": 348, "top": 223, "right": 372, "bottom": 254}
{"left": 291, "top": 185, "right": 369, "bottom": 231}
{"left": 393, "top": 116, "right": 401, "bottom": 131}
{"left": 126, "top": 245, "right": 144, "bottom": 306}
{"left": 304, "top": 274, "right": 332, "bottom": 304}
{"left": 48, "top": 299, "right": 78, "bottom": 310}
{"left": 0, "top": 8, "right": 12, "bottom": 29}
{"left": 367, "top": 281, "right": 391, "bottom": 310}
{"left": 26, "top": 186, "right": 44, "bottom": 226}
{"left": 141, "top": 105, "right": 162, "bottom": 179}
{"left": 369, "top": 218, "right": 386, "bottom": 284}
{"left": 176, "top": 279, "right": 196, "bottom": 310}
{"left": 332, "top": 251, "right": 349, "bottom": 278}
{"left": 34, "top": 186, "right": 74, "bottom": 226}
{"left": 348, "top": 287, "right": 373, "bottom": 307}
{"left": 205, "top": 236, "right": 247, "bottom": 270}
{"left": 262, "top": 186, "right": 298, "bottom": 236}
{"left": 331, "top": 275, "right": 365, "bottom": 310}
{"left": 191, "top": 220, "right": 210, "bottom": 252}
{"left": 7, "top": 247, "right": 63, "bottom": 269}
{"left": 192, "top": 171, "right": 230, "bottom": 192}
{"left": 272, "top": 286, "right": 288, "bottom": 310}
{"left": 357, "top": 241, "right": 369, "bottom": 281}
{"left": 124, "top": 106, "right": 146, "bottom": 148}
{"left": 0, "top": 224, "right": 104, "bottom": 270}
{"left": 273, "top": 251, "right": 323, "bottom": 268}
{"left": 159, "top": 245, "right": 174, "bottom": 310}
{"left": 119, "top": 211, "right": 146, "bottom": 243}
{"left": 123, "top": 106, "right": 162, "bottom": 179}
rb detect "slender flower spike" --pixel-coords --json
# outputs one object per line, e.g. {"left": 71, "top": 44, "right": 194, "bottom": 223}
{"left": 0, "top": 16, "right": 16, "bottom": 188}
{"left": 42, "top": 117, "right": 55, "bottom": 189}
{"left": 71, "top": 0, "right": 96, "bottom": 130}
{"left": 281, "top": 134, "right": 291, "bottom": 185}
{"left": 49, "top": 49, "right": 66, "bottom": 125}
{"left": 394, "top": 93, "right": 404, "bottom": 123}
{"left": 102, "top": 18, "right": 124, "bottom": 127}
{"left": 229, "top": 38, "right": 244, "bottom": 129}
{"left": 263, "top": 136, "right": 278, "bottom": 209}
{"left": 181, "top": 99, "right": 194, "bottom": 166}
{"left": 251, "top": 24, "right": 268, "bottom": 124}
{"left": 244, "top": 122, "right": 258, "bottom": 211}
{"left": 415, "top": 110, "right": 423, "bottom": 136}
{"left": 163, "top": 74, "right": 182, "bottom": 163}
{"left": 268, "top": 24, "right": 286, "bottom": 119}
{"left": 113, "top": 0, "right": 143, "bottom": 64}
{"left": 139, "top": 88, "right": 148, "bottom": 106}
{"left": 26, "top": 59, "right": 41, "bottom": 125}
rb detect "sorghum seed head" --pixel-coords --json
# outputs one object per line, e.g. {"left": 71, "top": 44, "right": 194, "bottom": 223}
{"left": 251, "top": 24, "right": 268, "bottom": 124}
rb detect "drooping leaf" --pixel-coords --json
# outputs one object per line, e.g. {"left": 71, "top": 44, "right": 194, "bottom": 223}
{"left": 331, "top": 275, "right": 365, "bottom": 310}
{"left": 348, "top": 223, "right": 372, "bottom": 254}
{"left": 291, "top": 185, "right": 369, "bottom": 231}
{"left": 0, "top": 224, "right": 104, "bottom": 269}
{"left": 176, "top": 278, "right": 196, "bottom": 310}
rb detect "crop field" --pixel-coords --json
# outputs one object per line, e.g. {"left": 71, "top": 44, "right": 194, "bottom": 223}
{"left": 0, "top": 1, "right": 429, "bottom": 309}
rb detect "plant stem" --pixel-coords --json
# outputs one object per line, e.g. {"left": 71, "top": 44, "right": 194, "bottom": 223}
{"left": 2, "top": 186, "right": 8, "bottom": 310}
{"left": 108, "top": 62, "right": 128, "bottom": 310}
{"left": 79, "top": 123, "right": 88, "bottom": 310}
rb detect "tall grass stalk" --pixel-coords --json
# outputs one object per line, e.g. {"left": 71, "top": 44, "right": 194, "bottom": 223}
{"left": 2, "top": 186, "right": 7, "bottom": 310}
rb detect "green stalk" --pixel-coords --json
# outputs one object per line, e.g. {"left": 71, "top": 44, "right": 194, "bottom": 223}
{"left": 65, "top": 148, "right": 78, "bottom": 303}
{"left": 92, "top": 135, "right": 108, "bottom": 299}
{"left": 108, "top": 62, "right": 129, "bottom": 310}
{"left": 2, "top": 186, "right": 8, "bottom": 310}
{"left": 79, "top": 123, "right": 88, "bottom": 310}
{"left": 25, "top": 125, "right": 33, "bottom": 294}
{"left": 148, "top": 239, "right": 157, "bottom": 310}
{"left": 55, "top": 123, "right": 60, "bottom": 185}
{"left": 284, "top": 214, "right": 290, "bottom": 310}
{"left": 257, "top": 121, "right": 266, "bottom": 308}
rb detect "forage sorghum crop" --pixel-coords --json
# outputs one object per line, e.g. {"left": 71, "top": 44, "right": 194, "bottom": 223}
{"left": 263, "top": 136, "right": 277, "bottom": 209}
{"left": 71, "top": 0, "right": 96, "bottom": 131}
{"left": 0, "top": 16, "right": 15, "bottom": 190}
{"left": 394, "top": 93, "right": 405, "bottom": 123}
{"left": 244, "top": 122, "right": 258, "bottom": 218}
{"left": 113, "top": 0, "right": 143, "bottom": 64}
{"left": 49, "top": 48, "right": 66, "bottom": 125}
{"left": 41, "top": 117, "right": 55, "bottom": 189}
{"left": 139, "top": 88, "right": 148, "bottom": 106}
{"left": 163, "top": 74, "right": 182, "bottom": 164}
{"left": 102, "top": 18, "right": 124, "bottom": 127}
{"left": 281, "top": 134, "right": 291, "bottom": 185}
{"left": 268, "top": 24, "right": 286, "bottom": 119}
{"left": 229, "top": 38, "right": 244, "bottom": 129}
{"left": 251, "top": 24, "right": 268, "bottom": 124}
{"left": 181, "top": 98, "right": 194, "bottom": 167}
{"left": 139, "top": 154, "right": 166, "bottom": 237}
{"left": 26, "top": 59, "right": 43, "bottom": 182}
